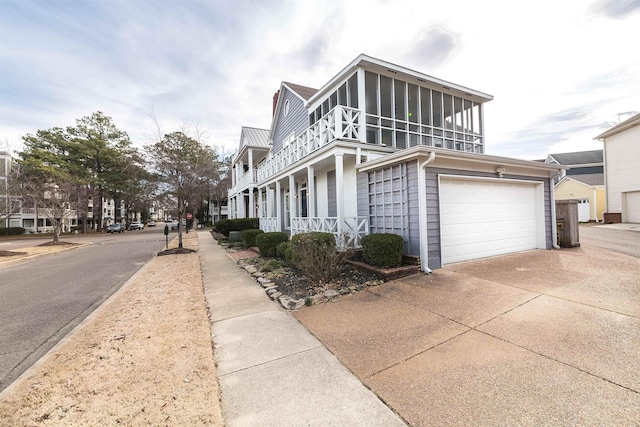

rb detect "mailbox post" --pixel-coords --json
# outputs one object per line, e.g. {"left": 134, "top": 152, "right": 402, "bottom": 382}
{"left": 164, "top": 224, "right": 169, "bottom": 249}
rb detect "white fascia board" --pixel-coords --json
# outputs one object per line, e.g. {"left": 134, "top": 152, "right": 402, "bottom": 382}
{"left": 306, "top": 54, "right": 494, "bottom": 107}
{"left": 357, "top": 146, "right": 565, "bottom": 176}
{"left": 594, "top": 113, "right": 640, "bottom": 139}
{"left": 556, "top": 176, "right": 593, "bottom": 189}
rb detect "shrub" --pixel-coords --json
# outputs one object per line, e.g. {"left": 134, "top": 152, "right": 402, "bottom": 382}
{"left": 258, "top": 259, "right": 284, "bottom": 273}
{"left": 0, "top": 227, "right": 25, "bottom": 236}
{"left": 275, "top": 241, "right": 292, "bottom": 261}
{"left": 256, "top": 232, "right": 288, "bottom": 257}
{"left": 360, "top": 233, "right": 404, "bottom": 268}
{"left": 213, "top": 218, "right": 260, "bottom": 236}
{"left": 290, "top": 232, "right": 342, "bottom": 282}
{"left": 242, "top": 229, "right": 264, "bottom": 248}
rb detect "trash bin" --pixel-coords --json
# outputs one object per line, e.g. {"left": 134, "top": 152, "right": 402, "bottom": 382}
{"left": 229, "top": 231, "right": 242, "bottom": 242}
{"left": 556, "top": 199, "right": 580, "bottom": 248}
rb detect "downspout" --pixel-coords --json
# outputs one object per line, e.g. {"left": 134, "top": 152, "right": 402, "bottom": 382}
{"left": 417, "top": 152, "right": 436, "bottom": 273}
{"left": 550, "top": 170, "right": 562, "bottom": 249}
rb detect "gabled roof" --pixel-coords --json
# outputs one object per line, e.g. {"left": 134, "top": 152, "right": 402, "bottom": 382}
{"left": 283, "top": 82, "right": 318, "bottom": 101}
{"left": 240, "top": 126, "right": 270, "bottom": 148}
{"left": 594, "top": 112, "right": 640, "bottom": 140}
{"left": 561, "top": 173, "right": 605, "bottom": 186}
{"left": 547, "top": 150, "right": 603, "bottom": 166}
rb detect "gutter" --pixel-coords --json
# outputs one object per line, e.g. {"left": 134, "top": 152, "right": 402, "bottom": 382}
{"left": 550, "top": 170, "right": 562, "bottom": 249}
{"left": 417, "top": 152, "right": 436, "bottom": 273}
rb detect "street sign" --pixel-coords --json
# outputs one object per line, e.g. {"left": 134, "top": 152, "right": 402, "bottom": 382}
{"left": 186, "top": 213, "right": 192, "bottom": 220}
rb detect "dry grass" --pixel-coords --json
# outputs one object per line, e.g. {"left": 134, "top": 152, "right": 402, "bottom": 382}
{"left": 0, "top": 232, "right": 224, "bottom": 426}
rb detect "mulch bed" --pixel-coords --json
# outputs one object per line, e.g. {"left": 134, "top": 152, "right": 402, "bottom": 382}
{"left": 0, "top": 250, "right": 26, "bottom": 257}
{"left": 38, "top": 241, "right": 78, "bottom": 247}
{"left": 157, "top": 247, "right": 197, "bottom": 256}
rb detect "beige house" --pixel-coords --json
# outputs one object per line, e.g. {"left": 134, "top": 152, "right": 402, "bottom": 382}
{"left": 595, "top": 113, "right": 640, "bottom": 223}
{"left": 544, "top": 150, "right": 605, "bottom": 222}
{"left": 555, "top": 176, "right": 605, "bottom": 222}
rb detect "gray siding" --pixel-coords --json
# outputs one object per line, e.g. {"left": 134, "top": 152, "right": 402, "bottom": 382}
{"left": 365, "top": 164, "right": 413, "bottom": 254}
{"left": 328, "top": 170, "right": 337, "bottom": 217}
{"left": 357, "top": 171, "right": 368, "bottom": 218}
{"left": 272, "top": 87, "right": 309, "bottom": 154}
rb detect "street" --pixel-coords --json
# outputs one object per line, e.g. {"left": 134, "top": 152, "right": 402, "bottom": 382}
{"left": 579, "top": 223, "right": 640, "bottom": 258}
{"left": 0, "top": 227, "right": 167, "bottom": 392}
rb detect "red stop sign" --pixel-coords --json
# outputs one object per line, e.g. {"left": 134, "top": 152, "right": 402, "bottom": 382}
{"left": 186, "top": 213, "right": 192, "bottom": 219}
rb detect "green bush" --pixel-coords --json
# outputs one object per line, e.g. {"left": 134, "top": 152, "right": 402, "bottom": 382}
{"left": 275, "top": 241, "right": 292, "bottom": 261}
{"left": 213, "top": 218, "right": 260, "bottom": 236}
{"left": 256, "top": 232, "right": 288, "bottom": 257}
{"left": 361, "top": 233, "right": 404, "bottom": 268}
{"left": 0, "top": 227, "right": 25, "bottom": 236}
{"left": 242, "top": 229, "right": 264, "bottom": 248}
{"left": 290, "top": 232, "right": 341, "bottom": 282}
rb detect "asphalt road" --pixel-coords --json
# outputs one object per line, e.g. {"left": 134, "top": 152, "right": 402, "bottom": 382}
{"left": 579, "top": 224, "right": 640, "bottom": 258}
{"left": 0, "top": 227, "right": 168, "bottom": 392}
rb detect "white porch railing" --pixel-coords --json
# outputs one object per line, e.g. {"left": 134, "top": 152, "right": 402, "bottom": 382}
{"left": 21, "top": 208, "right": 77, "bottom": 217}
{"left": 259, "top": 217, "right": 279, "bottom": 232}
{"left": 290, "top": 216, "right": 369, "bottom": 249}
{"left": 257, "top": 106, "right": 361, "bottom": 182}
{"left": 234, "top": 169, "right": 258, "bottom": 191}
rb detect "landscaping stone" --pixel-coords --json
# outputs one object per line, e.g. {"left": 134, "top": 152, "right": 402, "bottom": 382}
{"left": 323, "top": 290, "right": 340, "bottom": 298}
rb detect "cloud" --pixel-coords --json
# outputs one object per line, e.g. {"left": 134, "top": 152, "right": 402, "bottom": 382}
{"left": 401, "top": 27, "right": 458, "bottom": 69}
{"left": 590, "top": 0, "right": 640, "bottom": 19}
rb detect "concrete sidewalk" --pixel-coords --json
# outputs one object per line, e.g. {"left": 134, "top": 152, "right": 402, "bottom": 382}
{"left": 198, "top": 231, "right": 405, "bottom": 426}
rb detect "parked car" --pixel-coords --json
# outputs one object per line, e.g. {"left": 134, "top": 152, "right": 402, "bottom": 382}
{"left": 106, "top": 223, "right": 124, "bottom": 233}
{"left": 170, "top": 221, "right": 179, "bottom": 231}
{"left": 128, "top": 222, "right": 144, "bottom": 230}
{"left": 148, "top": 221, "right": 156, "bottom": 227}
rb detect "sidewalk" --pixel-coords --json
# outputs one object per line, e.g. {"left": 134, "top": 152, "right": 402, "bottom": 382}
{"left": 198, "top": 231, "right": 406, "bottom": 426}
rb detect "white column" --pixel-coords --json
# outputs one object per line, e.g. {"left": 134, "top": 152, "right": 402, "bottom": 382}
{"left": 248, "top": 187, "right": 255, "bottom": 218}
{"left": 335, "top": 153, "right": 344, "bottom": 234}
{"left": 289, "top": 174, "right": 296, "bottom": 229}
{"left": 248, "top": 149, "right": 254, "bottom": 182}
{"left": 276, "top": 180, "right": 282, "bottom": 231}
{"left": 307, "top": 165, "right": 315, "bottom": 217}
{"left": 357, "top": 68, "right": 367, "bottom": 143}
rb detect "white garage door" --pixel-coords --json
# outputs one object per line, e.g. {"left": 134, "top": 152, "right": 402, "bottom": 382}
{"left": 440, "top": 177, "right": 543, "bottom": 264}
{"left": 624, "top": 191, "right": 640, "bottom": 223}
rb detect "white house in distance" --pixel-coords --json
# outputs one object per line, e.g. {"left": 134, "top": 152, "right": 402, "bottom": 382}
{"left": 228, "top": 54, "right": 564, "bottom": 271}
{"left": 595, "top": 113, "right": 640, "bottom": 223}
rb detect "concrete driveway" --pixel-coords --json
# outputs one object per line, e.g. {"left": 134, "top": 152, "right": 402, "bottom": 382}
{"left": 294, "top": 245, "right": 640, "bottom": 426}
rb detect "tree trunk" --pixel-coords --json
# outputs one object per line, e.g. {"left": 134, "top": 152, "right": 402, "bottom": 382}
{"left": 177, "top": 199, "right": 183, "bottom": 249}
{"left": 97, "top": 186, "right": 104, "bottom": 232}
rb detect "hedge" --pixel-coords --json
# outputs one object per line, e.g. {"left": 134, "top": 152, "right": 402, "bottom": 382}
{"left": 256, "top": 232, "right": 288, "bottom": 258}
{"left": 0, "top": 227, "right": 25, "bottom": 236}
{"left": 242, "top": 229, "right": 264, "bottom": 248}
{"left": 213, "top": 218, "right": 260, "bottom": 236}
{"left": 360, "top": 233, "right": 404, "bottom": 268}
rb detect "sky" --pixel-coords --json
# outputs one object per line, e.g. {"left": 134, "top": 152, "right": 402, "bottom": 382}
{"left": 1, "top": 0, "right": 639, "bottom": 160}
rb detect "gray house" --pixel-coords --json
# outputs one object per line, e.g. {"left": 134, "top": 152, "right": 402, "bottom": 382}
{"left": 228, "top": 54, "right": 563, "bottom": 272}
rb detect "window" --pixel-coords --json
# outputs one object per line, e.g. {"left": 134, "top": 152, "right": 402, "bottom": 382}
{"left": 284, "top": 100, "right": 290, "bottom": 117}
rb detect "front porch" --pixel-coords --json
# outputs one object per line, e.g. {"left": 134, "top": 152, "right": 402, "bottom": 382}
{"left": 260, "top": 215, "right": 369, "bottom": 249}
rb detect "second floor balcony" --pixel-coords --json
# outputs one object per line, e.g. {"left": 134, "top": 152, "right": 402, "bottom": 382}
{"left": 257, "top": 106, "right": 361, "bottom": 182}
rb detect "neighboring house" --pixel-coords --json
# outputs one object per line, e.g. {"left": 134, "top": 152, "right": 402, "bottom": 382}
{"left": 595, "top": 113, "right": 640, "bottom": 223}
{"left": 228, "top": 54, "right": 564, "bottom": 271}
{"left": 544, "top": 150, "right": 605, "bottom": 222}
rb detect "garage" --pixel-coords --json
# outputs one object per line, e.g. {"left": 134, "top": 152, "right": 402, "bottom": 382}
{"left": 624, "top": 191, "right": 640, "bottom": 223}
{"left": 439, "top": 176, "right": 545, "bottom": 264}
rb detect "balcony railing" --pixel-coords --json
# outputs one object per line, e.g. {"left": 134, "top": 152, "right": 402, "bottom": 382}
{"left": 290, "top": 216, "right": 369, "bottom": 249}
{"left": 257, "top": 106, "right": 361, "bottom": 182}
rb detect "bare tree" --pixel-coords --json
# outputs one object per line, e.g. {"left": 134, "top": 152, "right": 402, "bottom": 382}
{"left": 19, "top": 170, "right": 75, "bottom": 243}
{"left": 146, "top": 132, "right": 218, "bottom": 248}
